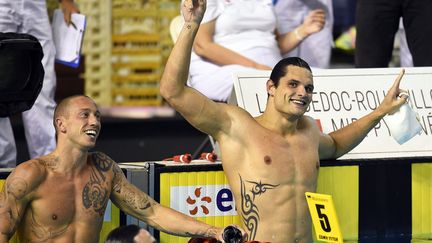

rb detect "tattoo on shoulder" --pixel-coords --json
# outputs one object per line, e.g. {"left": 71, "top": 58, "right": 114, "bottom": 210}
{"left": 35, "top": 157, "right": 58, "bottom": 170}
{"left": 239, "top": 174, "right": 279, "bottom": 241}
{"left": 92, "top": 153, "right": 113, "bottom": 172}
{"left": 7, "top": 178, "right": 28, "bottom": 200}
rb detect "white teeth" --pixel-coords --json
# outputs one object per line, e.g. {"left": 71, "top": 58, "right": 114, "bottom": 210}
{"left": 85, "top": 130, "right": 97, "bottom": 137}
{"left": 292, "top": 100, "right": 305, "bottom": 105}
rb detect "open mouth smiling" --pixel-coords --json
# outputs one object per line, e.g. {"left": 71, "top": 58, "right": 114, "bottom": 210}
{"left": 84, "top": 129, "right": 98, "bottom": 138}
{"left": 290, "top": 98, "right": 307, "bottom": 106}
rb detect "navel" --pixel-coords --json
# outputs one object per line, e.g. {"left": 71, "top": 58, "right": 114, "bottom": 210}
{"left": 52, "top": 214, "right": 58, "bottom": 220}
{"left": 264, "top": 155, "right": 272, "bottom": 165}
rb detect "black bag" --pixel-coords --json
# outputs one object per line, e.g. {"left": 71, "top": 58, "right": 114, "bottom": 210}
{"left": 0, "top": 32, "right": 44, "bottom": 117}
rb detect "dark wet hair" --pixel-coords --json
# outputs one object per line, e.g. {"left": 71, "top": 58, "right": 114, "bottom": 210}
{"left": 105, "top": 224, "right": 141, "bottom": 243}
{"left": 269, "top": 57, "right": 312, "bottom": 87}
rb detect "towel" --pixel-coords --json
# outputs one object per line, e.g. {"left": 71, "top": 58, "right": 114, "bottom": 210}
{"left": 385, "top": 102, "right": 422, "bottom": 144}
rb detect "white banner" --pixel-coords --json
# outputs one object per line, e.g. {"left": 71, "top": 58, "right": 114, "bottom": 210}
{"left": 232, "top": 67, "right": 432, "bottom": 159}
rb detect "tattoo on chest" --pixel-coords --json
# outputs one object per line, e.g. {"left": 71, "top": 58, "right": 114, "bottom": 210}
{"left": 82, "top": 153, "right": 112, "bottom": 216}
{"left": 239, "top": 174, "right": 279, "bottom": 241}
{"left": 28, "top": 210, "right": 69, "bottom": 242}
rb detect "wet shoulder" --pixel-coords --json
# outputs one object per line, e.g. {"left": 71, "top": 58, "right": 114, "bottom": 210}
{"left": 5, "top": 159, "right": 48, "bottom": 200}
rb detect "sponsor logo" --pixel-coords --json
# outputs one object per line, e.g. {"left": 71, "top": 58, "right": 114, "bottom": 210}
{"left": 170, "top": 185, "right": 237, "bottom": 217}
{"left": 186, "top": 187, "right": 212, "bottom": 215}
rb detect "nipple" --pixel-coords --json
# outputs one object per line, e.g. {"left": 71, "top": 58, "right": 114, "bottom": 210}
{"left": 52, "top": 214, "right": 58, "bottom": 220}
{"left": 264, "top": 155, "right": 272, "bottom": 164}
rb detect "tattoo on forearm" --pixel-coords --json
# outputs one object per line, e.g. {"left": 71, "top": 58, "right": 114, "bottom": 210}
{"left": 239, "top": 174, "right": 278, "bottom": 241}
{"left": 82, "top": 153, "right": 111, "bottom": 216}
{"left": 184, "top": 226, "right": 218, "bottom": 238}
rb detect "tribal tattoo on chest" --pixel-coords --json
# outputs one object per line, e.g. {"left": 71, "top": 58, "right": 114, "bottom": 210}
{"left": 239, "top": 174, "right": 279, "bottom": 241}
{"left": 82, "top": 153, "right": 112, "bottom": 216}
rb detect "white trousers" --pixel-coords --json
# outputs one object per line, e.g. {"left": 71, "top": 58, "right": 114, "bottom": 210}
{"left": 274, "top": 0, "right": 334, "bottom": 68}
{"left": 0, "top": 0, "right": 56, "bottom": 167}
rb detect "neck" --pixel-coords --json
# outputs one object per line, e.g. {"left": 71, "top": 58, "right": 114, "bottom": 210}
{"left": 257, "top": 108, "right": 299, "bottom": 136}
{"left": 50, "top": 144, "right": 89, "bottom": 174}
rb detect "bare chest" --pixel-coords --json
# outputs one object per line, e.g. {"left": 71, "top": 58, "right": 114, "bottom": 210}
{"left": 227, "top": 132, "right": 320, "bottom": 185}
{"left": 25, "top": 172, "right": 112, "bottom": 234}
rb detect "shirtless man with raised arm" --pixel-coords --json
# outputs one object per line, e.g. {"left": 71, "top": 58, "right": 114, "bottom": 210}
{"left": 0, "top": 95, "right": 244, "bottom": 242}
{"left": 159, "top": 0, "right": 408, "bottom": 242}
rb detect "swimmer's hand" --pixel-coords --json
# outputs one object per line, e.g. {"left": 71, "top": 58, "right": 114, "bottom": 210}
{"left": 181, "top": 0, "right": 206, "bottom": 25}
{"left": 219, "top": 225, "right": 247, "bottom": 243}
{"left": 377, "top": 69, "right": 408, "bottom": 116}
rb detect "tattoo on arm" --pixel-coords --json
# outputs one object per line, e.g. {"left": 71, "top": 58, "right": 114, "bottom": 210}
{"left": 239, "top": 174, "right": 278, "bottom": 241}
{"left": 0, "top": 177, "right": 29, "bottom": 238}
{"left": 111, "top": 160, "right": 154, "bottom": 213}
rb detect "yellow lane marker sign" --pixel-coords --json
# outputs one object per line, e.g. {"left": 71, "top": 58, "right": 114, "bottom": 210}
{"left": 305, "top": 192, "right": 343, "bottom": 243}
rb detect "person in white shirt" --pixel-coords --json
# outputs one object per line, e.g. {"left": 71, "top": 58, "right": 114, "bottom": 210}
{"left": 189, "top": 0, "right": 325, "bottom": 102}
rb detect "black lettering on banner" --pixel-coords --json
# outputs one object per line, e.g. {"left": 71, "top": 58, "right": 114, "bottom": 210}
{"left": 420, "top": 90, "right": 432, "bottom": 109}
{"left": 310, "top": 91, "right": 353, "bottom": 112}
{"left": 410, "top": 90, "right": 424, "bottom": 109}
{"left": 309, "top": 92, "right": 322, "bottom": 112}
{"left": 419, "top": 114, "right": 432, "bottom": 135}
{"left": 409, "top": 89, "right": 432, "bottom": 109}
{"left": 329, "top": 92, "right": 342, "bottom": 111}
{"left": 372, "top": 121, "right": 382, "bottom": 137}
{"left": 365, "top": 90, "right": 378, "bottom": 110}
{"left": 315, "top": 204, "right": 332, "bottom": 232}
{"left": 331, "top": 118, "right": 357, "bottom": 131}
{"left": 380, "top": 119, "right": 392, "bottom": 136}
{"left": 341, "top": 91, "right": 352, "bottom": 111}
{"left": 319, "top": 92, "right": 330, "bottom": 112}
{"left": 430, "top": 89, "right": 432, "bottom": 107}
{"left": 354, "top": 91, "right": 367, "bottom": 111}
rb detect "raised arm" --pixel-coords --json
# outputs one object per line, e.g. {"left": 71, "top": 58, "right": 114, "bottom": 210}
{"left": 0, "top": 162, "right": 42, "bottom": 242}
{"left": 319, "top": 69, "right": 407, "bottom": 159}
{"left": 109, "top": 163, "right": 225, "bottom": 240}
{"left": 160, "top": 0, "right": 233, "bottom": 138}
{"left": 277, "top": 9, "right": 326, "bottom": 54}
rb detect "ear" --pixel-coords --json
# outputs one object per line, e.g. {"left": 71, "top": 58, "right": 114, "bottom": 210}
{"left": 55, "top": 117, "right": 67, "bottom": 134}
{"left": 267, "top": 79, "right": 276, "bottom": 96}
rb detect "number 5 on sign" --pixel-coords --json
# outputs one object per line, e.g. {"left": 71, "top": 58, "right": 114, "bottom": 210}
{"left": 305, "top": 192, "right": 343, "bottom": 243}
